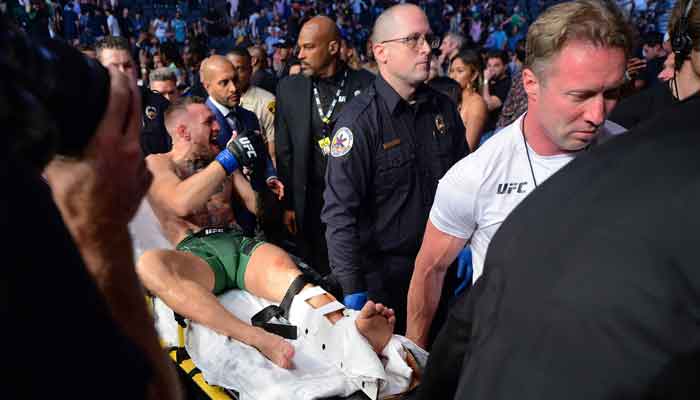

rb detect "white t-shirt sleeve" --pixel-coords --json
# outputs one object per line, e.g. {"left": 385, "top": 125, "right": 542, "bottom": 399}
{"left": 429, "top": 157, "right": 481, "bottom": 240}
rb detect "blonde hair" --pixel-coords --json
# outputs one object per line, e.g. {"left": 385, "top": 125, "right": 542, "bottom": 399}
{"left": 525, "top": 0, "right": 634, "bottom": 81}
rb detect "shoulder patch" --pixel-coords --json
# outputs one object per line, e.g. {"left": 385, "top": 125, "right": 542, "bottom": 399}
{"left": 266, "top": 100, "right": 276, "bottom": 114}
{"left": 330, "top": 127, "right": 354, "bottom": 158}
{"left": 145, "top": 105, "right": 158, "bottom": 120}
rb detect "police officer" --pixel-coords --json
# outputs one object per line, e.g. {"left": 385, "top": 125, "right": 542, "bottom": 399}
{"left": 95, "top": 36, "right": 171, "bottom": 155}
{"left": 321, "top": 4, "right": 469, "bottom": 335}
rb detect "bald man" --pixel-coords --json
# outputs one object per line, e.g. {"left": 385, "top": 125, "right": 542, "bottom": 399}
{"left": 321, "top": 4, "right": 468, "bottom": 335}
{"left": 201, "top": 55, "right": 283, "bottom": 234}
{"left": 274, "top": 16, "right": 374, "bottom": 276}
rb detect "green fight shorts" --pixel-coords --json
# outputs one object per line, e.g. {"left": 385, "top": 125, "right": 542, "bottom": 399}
{"left": 175, "top": 227, "right": 266, "bottom": 295}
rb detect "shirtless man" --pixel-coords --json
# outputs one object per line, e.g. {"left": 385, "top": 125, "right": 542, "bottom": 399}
{"left": 137, "top": 96, "right": 396, "bottom": 369}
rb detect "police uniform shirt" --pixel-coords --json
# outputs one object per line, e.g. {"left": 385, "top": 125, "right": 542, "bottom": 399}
{"left": 140, "top": 86, "right": 171, "bottom": 155}
{"left": 430, "top": 114, "right": 625, "bottom": 282}
{"left": 240, "top": 85, "right": 276, "bottom": 145}
{"left": 322, "top": 74, "right": 468, "bottom": 295}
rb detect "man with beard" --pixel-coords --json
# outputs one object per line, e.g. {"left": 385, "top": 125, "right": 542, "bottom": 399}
{"left": 275, "top": 16, "right": 374, "bottom": 276}
{"left": 201, "top": 55, "right": 283, "bottom": 233}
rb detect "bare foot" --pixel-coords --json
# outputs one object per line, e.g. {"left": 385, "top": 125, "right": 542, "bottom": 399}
{"left": 251, "top": 328, "right": 295, "bottom": 369}
{"left": 355, "top": 300, "right": 396, "bottom": 353}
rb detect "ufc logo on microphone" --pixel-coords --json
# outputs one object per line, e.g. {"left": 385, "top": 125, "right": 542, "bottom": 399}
{"left": 238, "top": 136, "right": 257, "bottom": 158}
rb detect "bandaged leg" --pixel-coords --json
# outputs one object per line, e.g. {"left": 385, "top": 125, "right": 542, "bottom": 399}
{"left": 184, "top": 288, "right": 429, "bottom": 400}
{"left": 288, "top": 286, "right": 417, "bottom": 399}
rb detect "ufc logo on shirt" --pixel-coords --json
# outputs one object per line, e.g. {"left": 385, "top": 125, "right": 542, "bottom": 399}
{"left": 238, "top": 136, "right": 257, "bottom": 159}
{"left": 497, "top": 182, "right": 528, "bottom": 194}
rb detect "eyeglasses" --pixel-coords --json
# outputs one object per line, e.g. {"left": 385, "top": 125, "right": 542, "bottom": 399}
{"left": 380, "top": 33, "right": 440, "bottom": 50}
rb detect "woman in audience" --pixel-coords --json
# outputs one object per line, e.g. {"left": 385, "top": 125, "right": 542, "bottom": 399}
{"left": 449, "top": 48, "right": 488, "bottom": 151}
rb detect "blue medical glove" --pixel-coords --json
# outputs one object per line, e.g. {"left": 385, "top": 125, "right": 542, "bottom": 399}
{"left": 454, "top": 247, "right": 473, "bottom": 296}
{"left": 343, "top": 291, "right": 368, "bottom": 310}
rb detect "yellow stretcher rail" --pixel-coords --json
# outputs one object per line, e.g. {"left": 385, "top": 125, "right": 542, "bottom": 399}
{"left": 149, "top": 295, "right": 236, "bottom": 399}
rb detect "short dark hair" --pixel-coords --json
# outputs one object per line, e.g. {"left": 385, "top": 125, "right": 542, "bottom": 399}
{"left": 485, "top": 49, "right": 508, "bottom": 65}
{"left": 226, "top": 47, "right": 251, "bottom": 61}
{"left": 642, "top": 31, "right": 663, "bottom": 47}
{"left": 95, "top": 36, "right": 130, "bottom": 59}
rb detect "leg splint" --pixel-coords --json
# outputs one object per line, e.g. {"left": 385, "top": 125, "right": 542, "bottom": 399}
{"left": 288, "top": 286, "right": 383, "bottom": 399}
{"left": 175, "top": 288, "right": 427, "bottom": 400}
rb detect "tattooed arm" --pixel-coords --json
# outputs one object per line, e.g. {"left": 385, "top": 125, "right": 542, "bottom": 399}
{"left": 146, "top": 153, "right": 229, "bottom": 217}
{"left": 231, "top": 168, "right": 258, "bottom": 215}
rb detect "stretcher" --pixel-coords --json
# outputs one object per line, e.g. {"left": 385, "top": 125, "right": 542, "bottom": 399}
{"left": 130, "top": 201, "right": 426, "bottom": 400}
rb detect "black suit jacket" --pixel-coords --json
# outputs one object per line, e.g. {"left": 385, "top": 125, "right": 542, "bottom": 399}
{"left": 274, "top": 67, "right": 374, "bottom": 229}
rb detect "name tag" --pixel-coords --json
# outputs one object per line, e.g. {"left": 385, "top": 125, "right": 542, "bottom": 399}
{"left": 382, "top": 138, "right": 401, "bottom": 150}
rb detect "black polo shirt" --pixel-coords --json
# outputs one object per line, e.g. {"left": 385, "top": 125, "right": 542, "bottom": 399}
{"left": 486, "top": 72, "right": 511, "bottom": 132}
{"left": 140, "top": 86, "right": 171, "bottom": 155}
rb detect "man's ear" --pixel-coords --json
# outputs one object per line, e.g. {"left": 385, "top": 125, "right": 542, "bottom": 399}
{"left": 177, "top": 124, "right": 190, "bottom": 141}
{"left": 522, "top": 67, "right": 540, "bottom": 103}
{"left": 373, "top": 42, "right": 387, "bottom": 64}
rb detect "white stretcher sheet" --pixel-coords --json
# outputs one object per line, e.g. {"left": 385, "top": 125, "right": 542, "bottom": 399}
{"left": 154, "top": 290, "right": 427, "bottom": 400}
{"left": 131, "top": 201, "right": 428, "bottom": 400}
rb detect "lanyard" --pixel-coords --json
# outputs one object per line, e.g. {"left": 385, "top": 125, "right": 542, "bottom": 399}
{"left": 520, "top": 115, "right": 538, "bottom": 188}
{"left": 312, "top": 69, "right": 348, "bottom": 125}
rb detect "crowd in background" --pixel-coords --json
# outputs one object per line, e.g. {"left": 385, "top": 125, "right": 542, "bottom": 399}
{"left": 5, "top": 0, "right": 700, "bottom": 397}
{"left": 1, "top": 0, "right": 683, "bottom": 263}
{"left": 4, "top": 0, "right": 677, "bottom": 97}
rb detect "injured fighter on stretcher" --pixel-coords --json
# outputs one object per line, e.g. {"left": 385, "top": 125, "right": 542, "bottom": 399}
{"left": 132, "top": 96, "right": 425, "bottom": 399}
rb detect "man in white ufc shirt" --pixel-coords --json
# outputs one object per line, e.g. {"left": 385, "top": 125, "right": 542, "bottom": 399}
{"left": 405, "top": 0, "right": 634, "bottom": 349}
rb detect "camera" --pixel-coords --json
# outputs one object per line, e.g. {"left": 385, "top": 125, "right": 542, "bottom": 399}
{"left": 1, "top": 16, "right": 111, "bottom": 167}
